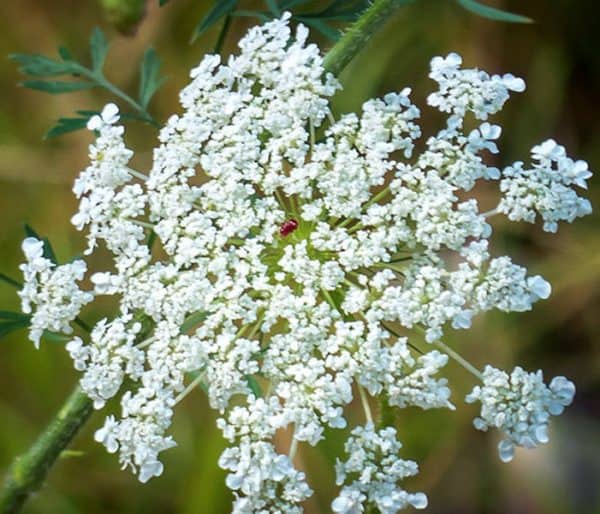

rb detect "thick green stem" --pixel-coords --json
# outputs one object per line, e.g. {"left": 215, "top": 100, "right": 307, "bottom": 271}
{"left": 0, "top": 2, "right": 412, "bottom": 512}
{"left": 322, "top": 0, "right": 414, "bottom": 76}
{"left": 0, "top": 386, "right": 93, "bottom": 514}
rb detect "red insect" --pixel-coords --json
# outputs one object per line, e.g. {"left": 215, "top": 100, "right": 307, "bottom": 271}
{"left": 279, "top": 219, "right": 299, "bottom": 237}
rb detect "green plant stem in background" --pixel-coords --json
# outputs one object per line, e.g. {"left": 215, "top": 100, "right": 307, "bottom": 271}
{"left": 0, "top": 387, "right": 93, "bottom": 514}
{"left": 322, "top": 0, "right": 414, "bottom": 76}
{"left": 0, "top": 1, "right": 410, "bottom": 511}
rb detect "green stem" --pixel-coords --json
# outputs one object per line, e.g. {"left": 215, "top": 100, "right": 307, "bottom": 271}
{"left": 434, "top": 340, "right": 483, "bottom": 380}
{"left": 322, "top": 0, "right": 414, "bottom": 76}
{"left": 76, "top": 66, "right": 159, "bottom": 127}
{"left": 0, "top": 386, "right": 93, "bottom": 514}
{"left": 0, "top": 3, "right": 412, "bottom": 512}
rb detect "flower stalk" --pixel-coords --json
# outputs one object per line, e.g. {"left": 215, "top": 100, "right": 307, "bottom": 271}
{"left": 0, "top": 387, "right": 93, "bottom": 514}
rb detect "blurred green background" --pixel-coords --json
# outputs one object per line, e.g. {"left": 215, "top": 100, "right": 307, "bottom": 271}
{"left": 0, "top": 1, "right": 598, "bottom": 513}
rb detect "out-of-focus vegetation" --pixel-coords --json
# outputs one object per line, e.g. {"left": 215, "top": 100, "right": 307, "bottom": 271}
{"left": 0, "top": 1, "right": 598, "bottom": 513}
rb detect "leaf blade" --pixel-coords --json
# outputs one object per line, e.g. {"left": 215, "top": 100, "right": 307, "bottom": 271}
{"left": 0, "top": 273, "right": 22, "bottom": 289}
{"left": 298, "top": 17, "right": 341, "bottom": 41}
{"left": 456, "top": 0, "right": 532, "bottom": 23}
{"left": 9, "top": 53, "right": 76, "bottom": 77}
{"left": 138, "top": 48, "right": 167, "bottom": 109}
{"left": 89, "top": 27, "right": 109, "bottom": 71}
{"left": 264, "top": 0, "right": 280, "bottom": 16}
{"left": 43, "top": 112, "right": 98, "bottom": 139}
{"left": 278, "top": 0, "right": 312, "bottom": 8}
{"left": 23, "top": 224, "right": 58, "bottom": 263}
{"left": 0, "top": 312, "right": 30, "bottom": 339}
{"left": 191, "top": 0, "right": 239, "bottom": 42}
{"left": 21, "top": 80, "right": 97, "bottom": 94}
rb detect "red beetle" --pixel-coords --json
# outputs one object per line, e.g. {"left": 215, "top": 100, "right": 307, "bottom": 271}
{"left": 279, "top": 219, "right": 299, "bottom": 237}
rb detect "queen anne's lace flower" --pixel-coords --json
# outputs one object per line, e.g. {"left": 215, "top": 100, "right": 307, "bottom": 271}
{"left": 17, "top": 13, "right": 591, "bottom": 513}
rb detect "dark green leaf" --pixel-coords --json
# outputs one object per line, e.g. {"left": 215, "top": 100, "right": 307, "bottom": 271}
{"left": 58, "top": 46, "right": 74, "bottom": 61}
{"left": 278, "top": 0, "right": 312, "bottom": 8}
{"left": 159, "top": 0, "right": 171, "bottom": 5}
{"left": 0, "top": 312, "right": 30, "bottom": 339}
{"left": 456, "top": 0, "right": 532, "bottom": 23}
{"left": 264, "top": 0, "right": 280, "bottom": 16}
{"left": 298, "top": 17, "right": 340, "bottom": 40}
{"left": 191, "top": 0, "right": 239, "bottom": 42}
{"left": 76, "top": 109, "right": 100, "bottom": 116}
{"left": 0, "top": 311, "right": 29, "bottom": 321}
{"left": 119, "top": 111, "right": 153, "bottom": 123}
{"left": 138, "top": 48, "right": 167, "bottom": 109}
{"left": 89, "top": 27, "right": 109, "bottom": 71}
{"left": 23, "top": 224, "right": 58, "bottom": 263}
{"left": 9, "top": 53, "right": 76, "bottom": 77}
{"left": 231, "top": 10, "right": 272, "bottom": 22}
{"left": 21, "top": 80, "right": 96, "bottom": 94}
{"left": 0, "top": 273, "right": 21, "bottom": 289}
{"left": 305, "top": 0, "right": 370, "bottom": 21}
{"left": 45, "top": 114, "right": 95, "bottom": 139}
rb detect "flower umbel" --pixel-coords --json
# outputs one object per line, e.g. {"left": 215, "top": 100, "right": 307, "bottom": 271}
{"left": 18, "top": 14, "right": 591, "bottom": 513}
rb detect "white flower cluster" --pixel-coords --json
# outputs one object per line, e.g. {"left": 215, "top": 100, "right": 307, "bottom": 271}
{"left": 73, "top": 102, "right": 149, "bottom": 270}
{"left": 17, "top": 13, "right": 591, "bottom": 513}
{"left": 333, "top": 424, "right": 427, "bottom": 514}
{"left": 466, "top": 366, "right": 576, "bottom": 462}
{"left": 218, "top": 396, "right": 312, "bottom": 513}
{"left": 18, "top": 237, "right": 93, "bottom": 347}
{"left": 499, "top": 139, "right": 593, "bottom": 232}
{"left": 428, "top": 52, "right": 525, "bottom": 121}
